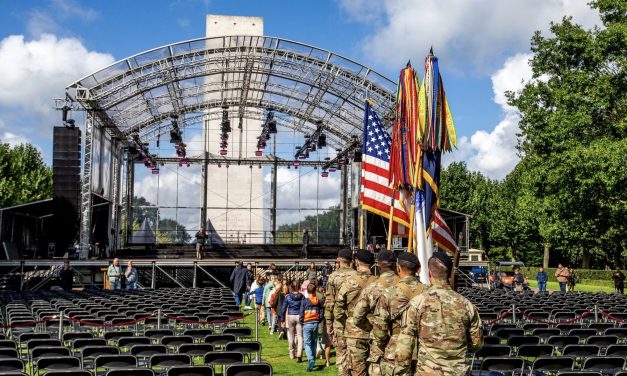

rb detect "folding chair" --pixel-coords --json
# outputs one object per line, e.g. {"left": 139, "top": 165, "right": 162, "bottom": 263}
{"left": 222, "top": 328, "right": 253, "bottom": 340}
{"left": 562, "top": 345, "right": 600, "bottom": 358}
{"left": 203, "top": 351, "right": 244, "bottom": 372}
{"left": 130, "top": 345, "right": 167, "bottom": 366}
{"left": 149, "top": 354, "right": 191, "bottom": 372}
{"left": 204, "top": 334, "right": 236, "bottom": 349}
{"left": 44, "top": 371, "right": 92, "bottom": 376}
{"left": 144, "top": 329, "right": 174, "bottom": 343}
{"left": 177, "top": 343, "right": 214, "bottom": 358}
{"left": 36, "top": 356, "right": 81, "bottom": 374}
{"left": 605, "top": 344, "right": 627, "bottom": 357}
{"left": 182, "top": 329, "right": 214, "bottom": 343}
{"left": 547, "top": 336, "right": 579, "bottom": 349}
{"left": 94, "top": 354, "right": 137, "bottom": 375}
{"left": 225, "top": 363, "right": 273, "bottom": 376}
{"left": 81, "top": 346, "right": 120, "bottom": 369}
{"left": 586, "top": 335, "right": 619, "bottom": 348}
{"left": 0, "top": 359, "right": 24, "bottom": 373}
{"left": 530, "top": 356, "right": 575, "bottom": 374}
{"left": 105, "top": 370, "right": 155, "bottom": 376}
{"left": 225, "top": 341, "right": 262, "bottom": 362}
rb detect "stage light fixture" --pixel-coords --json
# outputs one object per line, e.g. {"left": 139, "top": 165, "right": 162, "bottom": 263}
{"left": 321, "top": 170, "right": 328, "bottom": 177}
{"left": 354, "top": 150, "right": 363, "bottom": 162}
{"left": 255, "top": 150, "right": 262, "bottom": 157}
{"left": 317, "top": 133, "right": 326, "bottom": 147}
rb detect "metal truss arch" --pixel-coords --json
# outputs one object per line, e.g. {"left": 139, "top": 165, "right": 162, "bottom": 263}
{"left": 67, "top": 35, "right": 397, "bottom": 147}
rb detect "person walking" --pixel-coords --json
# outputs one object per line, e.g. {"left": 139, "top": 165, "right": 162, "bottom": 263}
{"left": 250, "top": 277, "right": 267, "bottom": 324}
{"left": 555, "top": 263, "right": 570, "bottom": 292}
{"left": 194, "top": 227, "right": 207, "bottom": 260}
{"left": 58, "top": 260, "right": 75, "bottom": 291}
{"left": 302, "top": 229, "right": 310, "bottom": 259}
{"left": 229, "top": 260, "right": 248, "bottom": 307}
{"left": 333, "top": 250, "right": 374, "bottom": 376}
{"left": 107, "top": 258, "right": 123, "bottom": 290}
{"left": 125, "top": 261, "right": 138, "bottom": 289}
{"left": 262, "top": 277, "right": 275, "bottom": 327}
{"left": 281, "top": 279, "right": 305, "bottom": 361}
{"left": 244, "top": 263, "right": 254, "bottom": 309}
{"left": 300, "top": 282, "right": 324, "bottom": 372}
{"left": 567, "top": 268, "right": 577, "bottom": 291}
{"left": 306, "top": 262, "right": 318, "bottom": 283}
{"left": 316, "top": 285, "right": 332, "bottom": 367}
{"left": 372, "top": 252, "right": 424, "bottom": 376}
{"left": 536, "top": 267, "right": 548, "bottom": 292}
{"left": 612, "top": 266, "right": 625, "bottom": 294}
{"left": 273, "top": 283, "right": 289, "bottom": 339}
{"left": 395, "top": 252, "right": 483, "bottom": 375}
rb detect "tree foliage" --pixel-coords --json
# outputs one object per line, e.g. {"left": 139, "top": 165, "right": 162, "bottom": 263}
{"left": 0, "top": 142, "right": 52, "bottom": 208}
{"left": 131, "top": 196, "right": 192, "bottom": 244}
{"left": 276, "top": 206, "right": 341, "bottom": 245}
{"left": 440, "top": 1, "right": 626, "bottom": 269}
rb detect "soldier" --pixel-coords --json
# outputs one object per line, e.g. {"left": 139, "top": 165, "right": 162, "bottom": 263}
{"left": 352, "top": 250, "right": 399, "bottom": 376}
{"left": 324, "top": 248, "right": 357, "bottom": 374}
{"left": 394, "top": 252, "right": 483, "bottom": 375}
{"left": 334, "top": 250, "right": 375, "bottom": 376}
{"left": 372, "top": 252, "right": 424, "bottom": 376}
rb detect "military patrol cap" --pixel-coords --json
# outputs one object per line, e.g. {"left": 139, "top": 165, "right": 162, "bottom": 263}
{"left": 337, "top": 248, "right": 353, "bottom": 261}
{"left": 432, "top": 251, "right": 453, "bottom": 272}
{"left": 397, "top": 252, "right": 419, "bottom": 267}
{"left": 377, "top": 250, "right": 397, "bottom": 263}
{"left": 355, "top": 250, "right": 375, "bottom": 265}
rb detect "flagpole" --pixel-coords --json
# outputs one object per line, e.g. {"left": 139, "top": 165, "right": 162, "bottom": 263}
{"left": 406, "top": 190, "right": 416, "bottom": 253}
{"left": 386, "top": 189, "right": 395, "bottom": 250}
{"left": 359, "top": 210, "right": 364, "bottom": 249}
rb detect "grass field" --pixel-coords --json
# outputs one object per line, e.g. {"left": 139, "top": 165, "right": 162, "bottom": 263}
{"left": 242, "top": 314, "right": 337, "bottom": 375}
{"left": 526, "top": 280, "right": 616, "bottom": 293}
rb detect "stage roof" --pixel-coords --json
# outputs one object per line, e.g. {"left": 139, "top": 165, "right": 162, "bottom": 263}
{"left": 66, "top": 35, "right": 397, "bottom": 150}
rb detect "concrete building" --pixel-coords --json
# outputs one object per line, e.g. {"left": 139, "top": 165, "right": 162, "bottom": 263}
{"left": 203, "top": 15, "right": 265, "bottom": 244}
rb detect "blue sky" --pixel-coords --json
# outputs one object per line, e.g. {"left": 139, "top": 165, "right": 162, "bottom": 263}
{"left": 0, "top": 0, "right": 599, "bottom": 179}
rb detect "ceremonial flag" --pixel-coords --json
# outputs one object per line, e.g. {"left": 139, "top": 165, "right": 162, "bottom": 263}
{"left": 360, "top": 101, "right": 410, "bottom": 227}
{"left": 389, "top": 63, "right": 421, "bottom": 189}
{"left": 414, "top": 190, "right": 433, "bottom": 284}
{"left": 432, "top": 208, "right": 457, "bottom": 254}
{"left": 422, "top": 149, "right": 441, "bottom": 236}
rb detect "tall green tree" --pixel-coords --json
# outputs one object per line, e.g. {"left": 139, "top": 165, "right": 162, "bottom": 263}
{"left": 0, "top": 142, "right": 52, "bottom": 208}
{"left": 508, "top": 0, "right": 626, "bottom": 268}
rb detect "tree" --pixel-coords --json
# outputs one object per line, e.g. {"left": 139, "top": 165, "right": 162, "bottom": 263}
{"left": 130, "top": 196, "right": 192, "bottom": 244}
{"left": 508, "top": 0, "right": 626, "bottom": 268}
{"left": 0, "top": 142, "right": 52, "bottom": 208}
{"left": 276, "top": 206, "right": 341, "bottom": 245}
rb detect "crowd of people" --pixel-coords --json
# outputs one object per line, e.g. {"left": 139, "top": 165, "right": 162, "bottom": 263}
{"left": 229, "top": 249, "right": 482, "bottom": 375}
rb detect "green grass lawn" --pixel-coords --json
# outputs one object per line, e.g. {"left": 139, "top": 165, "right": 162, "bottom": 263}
{"left": 526, "top": 280, "right": 615, "bottom": 293}
{"left": 242, "top": 314, "right": 337, "bottom": 375}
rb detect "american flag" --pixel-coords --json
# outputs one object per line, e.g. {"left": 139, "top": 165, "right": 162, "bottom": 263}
{"left": 360, "top": 101, "right": 410, "bottom": 227}
{"left": 432, "top": 208, "right": 457, "bottom": 254}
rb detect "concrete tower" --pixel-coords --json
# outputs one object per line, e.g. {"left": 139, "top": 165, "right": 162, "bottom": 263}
{"left": 203, "top": 15, "right": 265, "bottom": 244}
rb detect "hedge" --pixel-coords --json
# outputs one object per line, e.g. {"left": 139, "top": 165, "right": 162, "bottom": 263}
{"left": 499, "top": 266, "right": 617, "bottom": 288}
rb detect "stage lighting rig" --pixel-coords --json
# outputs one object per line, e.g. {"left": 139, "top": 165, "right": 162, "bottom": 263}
{"left": 220, "top": 106, "right": 230, "bottom": 155}
{"left": 321, "top": 136, "right": 361, "bottom": 174}
{"left": 294, "top": 121, "right": 325, "bottom": 160}
{"left": 255, "top": 110, "right": 277, "bottom": 156}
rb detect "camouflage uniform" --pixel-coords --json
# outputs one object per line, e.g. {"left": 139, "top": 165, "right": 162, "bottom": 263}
{"left": 352, "top": 270, "right": 399, "bottom": 376}
{"left": 394, "top": 280, "right": 483, "bottom": 375}
{"left": 325, "top": 266, "right": 357, "bottom": 375}
{"left": 333, "top": 269, "right": 373, "bottom": 376}
{"left": 372, "top": 275, "right": 424, "bottom": 376}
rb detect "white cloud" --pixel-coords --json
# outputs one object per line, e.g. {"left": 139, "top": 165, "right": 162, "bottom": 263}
{"left": 444, "top": 53, "right": 533, "bottom": 179}
{"left": 27, "top": 0, "right": 99, "bottom": 37}
{"left": 341, "top": 0, "right": 599, "bottom": 73}
{"left": 0, "top": 34, "right": 114, "bottom": 133}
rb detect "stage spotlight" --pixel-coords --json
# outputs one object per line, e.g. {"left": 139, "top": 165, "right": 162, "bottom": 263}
{"left": 294, "top": 161, "right": 300, "bottom": 167}
{"left": 321, "top": 170, "right": 329, "bottom": 177}
{"left": 62, "top": 106, "right": 69, "bottom": 122}
{"left": 255, "top": 150, "right": 262, "bottom": 157}
{"left": 65, "top": 119, "right": 75, "bottom": 128}
{"left": 151, "top": 167, "right": 159, "bottom": 175}
{"left": 318, "top": 133, "right": 326, "bottom": 147}
{"left": 354, "top": 150, "right": 363, "bottom": 162}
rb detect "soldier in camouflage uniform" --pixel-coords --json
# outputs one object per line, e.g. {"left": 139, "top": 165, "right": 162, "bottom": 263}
{"left": 394, "top": 252, "right": 483, "bottom": 375}
{"left": 372, "top": 252, "right": 424, "bottom": 376}
{"left": 352, "top": 250, "right": 399, "bottom": 376}
{"left": 333, "top": 250, "right": 375, "bottom": 376}
{"left": 324, "top": 248, "right": 356, "bottom": 375}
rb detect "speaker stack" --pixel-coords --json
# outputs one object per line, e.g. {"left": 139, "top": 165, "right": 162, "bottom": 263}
{"left": 52, "top": 126, "right": 81, "bottom": 255}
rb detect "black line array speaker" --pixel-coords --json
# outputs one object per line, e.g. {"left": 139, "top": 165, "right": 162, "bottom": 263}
{"left": 53, "top": 126, "right": 81, "bottom": 254}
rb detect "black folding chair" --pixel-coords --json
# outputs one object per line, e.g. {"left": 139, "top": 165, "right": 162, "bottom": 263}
{"left": 178, "top": 343, "right": 214, "bottom": 358}
{"left": 204, "top": 334, "right": 237, "bottom": 349}
{"left": 225, "top": 363, "right": 273, "bottom": 376}
{"left": 105, "top": 369, "right": 155, "bottom": 376}
{"left": 222, "top": 328, "right": 253, "bottom": 340}
{"left": 149, "top": 354, "right": 191, "bottom": 372}
{"left": 93, "top": 354, "right": 137, "bottom": 376}
{"left": 225, "top": 341, "right": 262, "bottom": 362}
{"left": 36, "top": 356, "right": 81, "bottom": 373}
{"left": 586, "top": 335, "right": 619, "bottom": 348}
{"left": 0, "top": 358, "right": 24, "bottom": 373}
{"left": 203, "top": 351, "right": 244, "bottom": 374}
{"left": 562, "top": 344, "right": 600, "bottom": 358}
{"left": 605, "top": 344, "right": 627, "bottom": 357}
{"left": 45, "top": 371, "right": 92, "bottom": 376}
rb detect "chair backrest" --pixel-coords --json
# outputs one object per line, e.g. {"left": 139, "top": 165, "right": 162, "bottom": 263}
{"left": 0, "top": 348, "right": 19, "bottom": 359}
{"left": 203, "top": 351, "right": 244, "bottom": 365}
{"left": 582, "top": 356, "right": 626, "bottom": 371}
{"left": 63, "top": 332, "right": 94, "bottom": 342}
{"left": 106, "top": 369, "right": 155, "bottom": 376}
{"left": 72, "top": 338, "right": 107, "bottom": 350}
{"left": 586, "top": 335, "right": 619, "bottom": 346}
{"left": 0, "top": 358, "right": 24, "bottom": 372}
{"left": 204, "top": 334, "right": 237, "bottom": 346}
{"left": 45, "top": 371, "right": 92, "bottom": 376}
{"left": 32, "top": 346, "right": 71, "bottom": 359}
{"left": 605, "top": 344, "right": 627, "bottom": 357}
{"left": 167, "top": 366, "right": 214, "bottom": 376}
{"left": 27, "top": 339, "right": 62, "bottom": 351}
{"left": 130, "top": 345, "right": 167, "bottom": 357}
{"left": 118, "top": 337, "right": 151, "bottom": 347}
{"left": 82, "top": 346, "right": 120, "bottom": 359}
{"left": 149, "top": 354, "right": 191, "bottom": 368}
{"left": 532, "top": 356, "right": 575, "bottom": 372}
{"left": 36, "top": 356, "right": 81, "bottom": 370}
{"left": 547, "top": 336, "right": 579, "bottom": 348}
{"left": 562, "top": 344, "right": 600, "bottom": 357}
{"left": 480, "top": 357, "right": 525, "bottom": 372}
{"left": 144, "top": 330, "right": 174, "bottom": 340}
{"left": 225, "top": 363, "right": 273, "bottom": 376}
{"left": 224, "top": 341, "right": 262, "bottom": 354}
{"left": 178, "top": 343, "right": 215, "bottom": 356}
{"left": 222, "top": 328, "right": 253, "bottom": 338}
{"left": 508, "top": 336, "right": 540, "bottom": 347}
{"left": 182, "top": 329, "right": 213, "bottom": 339}
{"left": 161, "top": 336, "right": 194, "bottom": 346}
{"left": 103, "top": 331, "right": 134, "bottom": 341}
{"left": 603, "top": 327, "right": 627, "bottom": 338}
{"left": 516, "top": 344, "right": 554, "bottom": 358}
{"left": 472, "top": 345, "right": 511, "bottom": 359}
{"left": 0, "top": 341, "right": 17, "bottom": 349}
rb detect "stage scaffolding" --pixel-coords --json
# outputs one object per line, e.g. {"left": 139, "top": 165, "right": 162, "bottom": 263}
{"left": 57, "top": 35, "right": 398, "bottom": 258}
